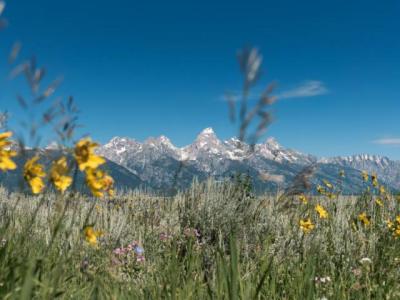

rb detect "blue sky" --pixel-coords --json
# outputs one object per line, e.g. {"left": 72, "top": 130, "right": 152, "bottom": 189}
{"left": 0, "top": 0, "right": 399, "bottom": 158}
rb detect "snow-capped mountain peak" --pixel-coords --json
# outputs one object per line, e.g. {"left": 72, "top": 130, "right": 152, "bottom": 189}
{"left": 99, "top": 128, "right": 313, "bottom": 164}
{"left": 96, "top": 127, "right": 400, "bottom": 191}
{"left": 181, "top": 128, "right": 225, "bottom": 161}
{"left": 158, "top": 135, "right": 173, "bottom": 145}
{"left": 145, "top": 135, "right": 176, "bottom": 149}
{"left": 98, "top": 136, "right": 141, "bottom": 164}
{"left": 105, "top": 136, "right": 137, "bottom": 148}
{"left": 320, "top": 154, "right": 391, "bottom": 166}
{"left": 194, "top": 127, "right": 220, "bottom": 145}
{"left": 199, "top": 127, "right": 215, "bottom": 136}
{"left": 264, "top": 137, "right": 282, "bottom": 150}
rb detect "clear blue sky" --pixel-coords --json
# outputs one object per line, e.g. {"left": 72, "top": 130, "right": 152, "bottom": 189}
{"left": 0, "top": 0, "right": 399, "bottom": 159}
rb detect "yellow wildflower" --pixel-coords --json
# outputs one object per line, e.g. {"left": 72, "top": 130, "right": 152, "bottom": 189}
{"left": 50, "top": 156, "right": 72, "bottom": 193}
{"left": 339, "top": 170, "right": 345, "bottom": 178}
{"left": 375, "top": 198, "right": 383, "bottom": 207}
{"left": 74, "top": 138, "right": 105, "bottom": 171}
{"left": 84, "top": 226, "right": 103, "bottom": 246}
{"left": 358, "top": 212, "right": 371, "bottom": 227}
{"left": 299, "top": 194, "right": 308, "bottom": 204}
{"left": 379, "top": 185, "right": 386, "bottom": 195}
{"left": 85, "top": 168, "right": 114, "bottom": 197}
{"left": 0, "top": 131, "right": 17, "bottom": 171}
{"left": 23, "top": 156, "right": 46, "bottom": 194}
{"left": 85, "top": 168, "right": 106, "bottom": 197}
{"left": 103, "top": 174, "right": 115, "bottom": 196}
{"left": 395, "top": 227, "right": 400, "bottom": 238}
{"left": 299, "top": 218, "right": 315, "bottom": 233}
{"left": 396, "top": 216, "right": 400, "bottom": 224}
{"left": 315, "top": 204, "right": 328, "bottom": 219}
{"left": 361, "top": 171, "right": 368, "bottom": 182}
{"left": 322, "top": 179, "right": 333, "bottom": 189}
{"left": 0, "top": 131, "right": 13, "bottom": 148}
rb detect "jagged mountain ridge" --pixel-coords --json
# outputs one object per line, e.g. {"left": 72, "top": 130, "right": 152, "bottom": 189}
{"left": 321, "top": 154, "right": 400, "bottom": 189}
{"left": 96, "top": 128, "right": 400, "bottom": 193}
{"left": 99, "top": 128, "right": 317, "bottom": 165}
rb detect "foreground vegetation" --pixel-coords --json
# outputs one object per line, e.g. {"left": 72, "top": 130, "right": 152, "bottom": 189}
{"left": 0, "top": 176, "right": 399, "bottom": 299}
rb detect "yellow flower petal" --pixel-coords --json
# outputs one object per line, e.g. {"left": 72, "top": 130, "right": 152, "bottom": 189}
{"left": 315, "top": 204, "right": 328, "bottom": 219}
{"left": 0, "top": 131, "right": 13, "bottom": 140}
{"left": 358, "top": 212, "right": 371, "bottom": 227}
{"left": 74, "top": 138, "right": 105, "bottom": 171}
{"left": 29, "top": 177, "right": 45, "bottom": 194}
{"left": 24, "top": 156, "right": 46, "bottom": 194}
{"left": 84, "top": 226, "right": 103, "bottom": 246}
{"left": 299, "top": 218, "right": 315, "bottom": 233}
{"left": 0, "top": 132, "right": 17, "bottom": 172}
{"left": 50, "top": 157, "right": 72, "bottom": 193}
{"left": 0, "top": 155, "right": 17, "bottom": 171}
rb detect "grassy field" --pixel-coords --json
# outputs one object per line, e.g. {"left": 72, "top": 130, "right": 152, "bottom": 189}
{"left": 0, "top": 177, "right": 399, "bottom": 299}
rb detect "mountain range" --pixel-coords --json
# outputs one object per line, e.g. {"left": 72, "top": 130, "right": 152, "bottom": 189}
{"left": 0, "top": 127, "right": 397, "bottom": 195}
{"left": 94, "top": 127, "right": 400, "bottom": 194}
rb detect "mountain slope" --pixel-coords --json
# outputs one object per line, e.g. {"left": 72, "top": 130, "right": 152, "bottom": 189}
{"left": 97, "top": 128, "right": 399, "bottom": 194}
{"left": 320, "top": 155, "right": 400, "bottom": 189}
